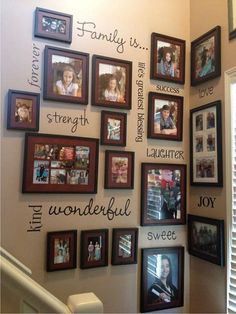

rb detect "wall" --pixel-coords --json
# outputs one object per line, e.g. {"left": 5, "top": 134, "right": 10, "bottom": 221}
{"left": 189, "top": 0, "right": 236, "bottom": 312}
{"left": 1, "top": 0, "right": 190, "bottom": 313}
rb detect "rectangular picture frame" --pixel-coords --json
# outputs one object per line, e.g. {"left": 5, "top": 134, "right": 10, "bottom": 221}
{"left": 43, "top": 46, "right": 89, "bottom": 104}
{"left": 190, "top": 100, "right": 223, "bottom": 187}
{"left": 34, "top": 7, "right": 73, "bottom": 43}
{"left": 7, "top": 89, "right": 40, "bottom": 131}
{"left": 150, "top": 32, "right": 185, "bottom": 84}
{"left": 100, "top": 110, "right": 127, "bottom": 146}
{"left": 188, "top": 214, "right": 224, "bottom": 266}
{"left": 228, "top": 0, "right": 236, "bottom": 40}
{"left": 80, "top": 229, "right": 108, "bottom": 269}
{"left": 191, "top": 26, "right": 221, "bottom": 86}
{"left": 148, "top": 92, "right": 183, "bottom": 141}
{"left": 111, "top": 228, "right": 138, "bottom": 265}
{"left": 92, "top": 55, "right": 132, "bottom": 110}
{"left": 141, "top": 163, "right": 186, "bottom": 226}
{"left": 141, "top": 246, "right": 184, "bottom": 312}
{"left": 22, "top": 132, "right": 99, "bottom": 193}
{"left": 47, "top": 230, "right": 77, "bottom": 272}
{"left": 104, "top": 150, "right": 135, "bottom": 189}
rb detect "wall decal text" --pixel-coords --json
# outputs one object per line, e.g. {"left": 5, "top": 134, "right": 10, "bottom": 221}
{"left": 28, "top": 43, "right": 41, "bottom": 90}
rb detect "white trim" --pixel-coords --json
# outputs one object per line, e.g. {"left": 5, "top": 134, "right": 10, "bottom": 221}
{"left": 225, "top": 66, "right": 236, "bottom": 313}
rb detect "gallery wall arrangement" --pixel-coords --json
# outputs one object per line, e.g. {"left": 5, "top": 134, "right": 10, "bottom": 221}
{"left": 3, "top": 1, "right": 235, "bottom": 313}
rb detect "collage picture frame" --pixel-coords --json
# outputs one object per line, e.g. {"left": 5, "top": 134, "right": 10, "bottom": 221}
{"left": 190, "top": 100, "right": 223, "bottom": 187}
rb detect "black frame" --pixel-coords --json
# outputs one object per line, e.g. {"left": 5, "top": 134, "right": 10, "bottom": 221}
{"left": 47, "top": 230, "right": 77, "bottom": 272}
{"left": 100, "top": 110, "right": 127, "bottom": 146}
{"left": 7, "top": 89, "right": 40, "bottom": 131}
{"left": 80, "top": 229, "right": 108, "bottom": 269}
{"left": 188, "top": 214, "right": 225, "bottom": 266}
{"left": 150, "top": 32, "right": 186, "bottom": 84}
{"left": 191, "top": 26, "right": 221, "bottom": 86}
{"left": 111, "top": 228, "right": 138, "bottom": 265}
{"left": 43, "top": 46, "right": 89, "bottom": 104}
{"left": 190, "top": 100, "right": 223, "bottom": 187}
{"left": 228, "top": 0, "right": 236, "bottom": 40}
{"left": 141, "top": 163, "right": 186, "bottom": 226}
{"left": 92, "top": 55, "right": 132, "bottom": 110}
{"left": 104, "top": 150, "right": 135, "bottom": 189}
{"left": 22, "top": 132, "right": 99, "bottom": 193}
{"left": 148, "top": 92, "right": 183, "bottom": 141}
{"left": 141, "top": 246, "right": 184, "bottom": 312}
{"left": 34, "top": 7, "right": 73, "bottom": 43}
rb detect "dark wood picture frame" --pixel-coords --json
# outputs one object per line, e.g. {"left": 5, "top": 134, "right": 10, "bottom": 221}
{"left": 80, "top": 229, "right": 108, "bottom": 269}
{"left": 34, "top": 7, "right": 73, "bottom": 43}
{"left": 100, "top": 110, "right": 127, "bottom": 146}
{"left": 141, "top": 163, "right": 186, "bottom": 226}
{"left": 150, "top": 32, "right": 185, "bottom": 84}
{"left": 228, "top": 0, "right": 236, "bottom": 40}
{"left": 191, "top": 26, "right": 221, "bottom": 86}
{"left": 111, "top": 228, "right": 138, "bottom": 265}
{"left": 104, "top": 150, "right": 135, "bottom": 189}
{"left": 141, "top": 246, "right": 184, "bottom": 312}
{"left": 92, "top": 55, "right": 132, "bottom": 110}
{"left": 148, "top": 92, "right": 183, "bottom": 141}
{"left": 47, "top": 230, "right": 77, "bottom": 272}
{"left": 22, "top": 132, "right": 99, "bottom": 193}
{"left": 7, "top": 90, "right": 40, "bottom": 131}
{"left": 43, "top": 46, "right": 89, "bottom": 104}
{"left": 188, "top": 214, "right": 225, "bottom": 266}
{"left": 190, "top": 100, "right": 223, "bottom": 187}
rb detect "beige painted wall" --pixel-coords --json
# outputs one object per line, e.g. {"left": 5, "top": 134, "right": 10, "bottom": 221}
{"left": 189, "top": 0, "right": 236, "bottom": 313}
{"left": 1, "top": 0, "right": 190, "bottom": 313}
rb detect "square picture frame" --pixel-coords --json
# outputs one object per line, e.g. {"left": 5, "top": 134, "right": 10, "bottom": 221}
{"left": 191, "top": 26, "right": 221, "bottom": 86}
{"left": 140, "top": 246, "right": 184, "bottom": 312}
{"left": 141, "top": 163, "right": 186, "bottom": 226}
{"left": 92, "top": 55, "right": 132, "bottom": 110}
{"left": 34, "top": 7, "right": 73, "bottom": 43}
{"left": 148, "top": 92, "right": 183, "bottom": 141}
{"left": 7, "top": 90, "right": 40, "bottom": 131}
{"left": 100, "top": 110, "right": 127, "bottom": 146}
{"left": 47, "top": 230, "right": 77, "bottom": 272}
{"left": 228, "top": 0, "right": 236, "bottom": 40}
{"left": 43, "top": 46, "right": 89, "bottom": 104}
{"left": 188, "top": 214, "right": 225, "bottom": 266}
{"left": 111, "top": 228, "right": 138, "bottom": 266}
{"left": 22, "top": 132, "right": 99, "bottom": 193}
{"left": 150, "top": 32, "right": 185, "bottom": 84}
{"left": 190, "top": 100, "right": 223, "bottom": 187}
{"left": 104, "top": 150, "right": 135, "bottom": 189}
{"left": 80, "top": 229, "right": 108, "bottom": 269}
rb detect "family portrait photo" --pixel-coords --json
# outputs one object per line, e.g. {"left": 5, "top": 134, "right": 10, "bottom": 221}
{"left": 47, "top": 230, "right": 77, "bottom": 271}
{"left": 141, "top": 247, "right": 184, "bottom": 312}
{"left": 141, "top": 163, "right": 186, "bottom": 226}
{"left": 148, "top": 92, "right": 183, "bottom": 141}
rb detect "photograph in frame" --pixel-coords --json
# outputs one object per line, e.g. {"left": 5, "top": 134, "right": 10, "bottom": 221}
{"left": 43, "top": 46, "right": 89, "bottom": 104}
{"left": 228, "top": 0, "right": 236, "bottom": 40}
{"left": 22, "top": 132, "right": 99, "bottom": 193}
{"left": 100, "top": 110, "right": 127, "bottom": 146}
{"left": 188, "top": 214, "right": 224, "bottom": 266}
{"left": 80, "top": 229, "right": 108, "bottom": 269}
{"left": 111, "top": 228, "right": 138, "bottom": 265}
{"left": 148, "top": 92, "right": 183, "bottom": 141}
{"left": 191, "top": 26, "right": 221, "bottom": 86}
{"left": 141, "top": 163, "right": 186, "bottom": 226}
{"left": 140, "top": 246, "right": 184, "bottom": 312}
{"left": 34, "top": 7, "right": 73, "bottom": 43}
{"left": 47, "top": 230, "right": 77, "bottom": 272}
{"left": 190, "top": 100, "right": 223, "bottom": 186}
{"left": 92, "top": 55, "right": 132, "bottom": 110}
{"left": 150, "top": 32, "right": 185, "bottom": 84}
{"left": 104, "top": 150, "right": 135, "bottom": 189}
{"left": 7, "top": 90, "right": 40, "bottom": 131}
